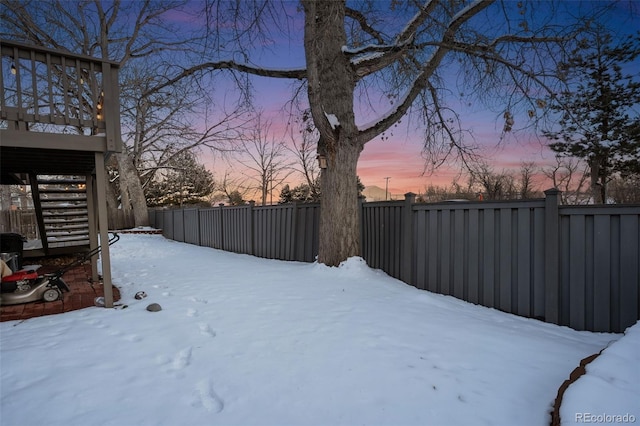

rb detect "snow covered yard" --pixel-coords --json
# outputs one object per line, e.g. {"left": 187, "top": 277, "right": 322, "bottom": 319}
{"left": 1, "top": 233, "right": 637, "bottom": 426}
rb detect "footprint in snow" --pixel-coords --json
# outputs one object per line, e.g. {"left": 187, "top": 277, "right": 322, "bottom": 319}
{"left": 123, "top": 334, "right": 142, "bottom": 342}
{"left": 85, "top": 319, "right": 107, "bottom": 329}
{"left": 195, "top": 379, "right": 224, "bottom": 413}
{"left": 186, "top": 296, "right": 208, "bottom": 304}
{"left": 171, "top": 346, "right": 193, "bottom": 370}
{"left": 198, "top": 323, "right": 216, "bottom": 338}
{"left": 186, "top": 308, "right": 198, "bottom": 317}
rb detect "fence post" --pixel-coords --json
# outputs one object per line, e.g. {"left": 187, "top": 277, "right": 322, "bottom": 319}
{"left": 358, "top": 195, "right": 365, "bottom": 257}
{"left": 291, "top": 202, "right": 298, "bottom": 261}
{"left": 544, "top": 188, "right": 561, "bottom": 324}
{"left": 218, "top": 203, "right": 224, "bottom": 250}
{"left": 401, "top": 192, "right": 416, "bottom": 285}
{"left": 248, "top": 201, "right": 255, "bottom": 256}
{"left": 195, "top": 208, "right": 201, "bottom": 246}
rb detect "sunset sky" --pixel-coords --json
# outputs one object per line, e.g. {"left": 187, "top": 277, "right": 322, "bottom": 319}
{"left": 206, "top": 67, "right": 559, "bottom": 198}
{"left": 187, "top": 1, "right": 637, "bottom": 199}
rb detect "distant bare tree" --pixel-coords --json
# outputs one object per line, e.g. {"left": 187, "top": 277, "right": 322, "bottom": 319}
{"left": 469, "top": 163, "right": 516, "bottom": 200}
{"left": 543, "top": 156, "right": 590, "bottom": 204}
{"left": 238, "top": 116, "right": 295, "bottom": 205}
{"left": 287, "top": 113, "right": 321, "bottom": 199}
{"left": 2, "top": 0, "right": 248, "bottom": 226}
{"left": 517, "top": 162, "right": 540, "bottom": 199}
{"left": 608, "top": 175, "right": 640, "bottom": 204}
{"left": 208, "top": 169, "right": 249, "bottom": 205}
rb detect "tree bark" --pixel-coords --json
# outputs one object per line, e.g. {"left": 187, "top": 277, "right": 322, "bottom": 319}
{"left": 318, "top": 141, "right": 362, "bottom": 266}
{"left": 303, "top": 0, "right": 364, "bottom": 265}
{"left": 115, "top": 152, "right": 149, "bottom": 227}
{"left": 105, "top": 169, "right": 120, "bottom": 229}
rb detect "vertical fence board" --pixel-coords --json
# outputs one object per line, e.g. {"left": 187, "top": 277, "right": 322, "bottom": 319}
{"left": 619, "top": 215, "right": 639, "bottom": 332}
{"left": 559, "top": 215, "right": 571, "bottom": 326}
{"left": 482, "top": 209, "right": 495, "bottom": 308}
{"left": 467, "top": 209, "right": 480, "bottom": 304}
{"left": 414, "top": 212, "right": 427, "bottom": 290}
{"left": 498, "top": 208, "right": 512, "bottom": 312}
{"left": 183, "top": 209, "right": 199, "bottom": 245}
{"left": 517, "top": 208, "right": 531, "bottom": 317}
{"left": 440, "top": 210, "right": 451, "bottom": 295}
{"left": 173, "top": 209, "right": 185, "bottom": 243}
{"left": 593, "top": 215, "right": 611, "bottom": 332}
{"left": 532, "top": 208, "right": 546, "bottom": 320}
{"left": 427, "top": 210, "right": 439, "bottom": 293}
{"left": 452, "top": 209, "right": 465, "bottom": 299}
{"left": 163, "top": 210, "right": 173, "bottom": 239}
{"left": 569, "top": 215, "right": 587, "bottom": 330}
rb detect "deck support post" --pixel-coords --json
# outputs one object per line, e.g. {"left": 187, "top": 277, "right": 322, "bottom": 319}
{"left": 94, "top": 152, "right": 114, "bottom": 308}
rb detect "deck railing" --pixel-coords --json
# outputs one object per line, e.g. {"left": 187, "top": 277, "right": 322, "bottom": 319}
{"left": 0, "top": 39, "right": 121, "bottom": 152}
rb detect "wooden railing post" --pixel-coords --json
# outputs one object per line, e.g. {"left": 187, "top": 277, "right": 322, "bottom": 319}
{"left": 401, "top": 192, "right": 416, "bottom": 285}
{"left": 544, "top": 188, "right": 561, "bottom": 324}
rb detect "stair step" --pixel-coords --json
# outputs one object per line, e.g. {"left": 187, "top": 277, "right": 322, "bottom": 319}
{"left": 42, "top": 205, "right": 89, "bottom": 216}
{"left": 40, "top": 196, "right": 87, "bottom": 203}
{"left": 41, "top": 203, "right": 88, "bottom": 210}
{"left": 37, "top": 178, "right": 86, "bottom": 185}
{"left": 48, "top": 239, "right": 90, "bottom": 249}
{"left": 38, "top": 188, "right": 87, "bottom": 195}
{"left": 44, "top": 217, "right": 89, "bottom": 224}
{"left": 45, "top": 223, "right": 89, "bottom": 230}
{"left": 47, "top": 229, "right": 89, "bottom": 237}
{"left": 42, "top": 210, "right": 88, "bottom": 217}
{"left": 47, "top": 234, "right": 89, "bottom": 243}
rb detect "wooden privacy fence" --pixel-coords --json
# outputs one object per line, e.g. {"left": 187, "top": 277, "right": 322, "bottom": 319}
{"left": 149, "top": 189, "right": 640, "bottom": 333}
{"left": 0, "top": 209, "right": 38, "bottom": 239}
{"left": 152, "top": 203, "right": 320, "bottom": 263}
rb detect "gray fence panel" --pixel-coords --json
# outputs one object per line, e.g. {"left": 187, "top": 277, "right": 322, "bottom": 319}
{"left": 163, "top": 210, "right": 173, "bottom": 239}
{"left": 482, "top": 208, "right": 496, "bottom": 308}
{"left": 183, "top": 209, "right": 200, "bottom": 245}
{"left": 413, "top": 201, "right": 546, "bottom": 320}
{"left": 294, "top": 204, "right": 320, "bottom": 262}
{"left": 532, "top": 207, "right": 546, "bottom": 320}
{"left": 222, "top": 205, "right": 251, "bottom": 254}
{"left": 173, "top": 210, "right": 185, "bottom": 242}
{"left": 559, "top": 206, "right": 640, "bottom": 332}
{"left": 199, "top": 208, "right": 222, "bottom": 249}
{"left": 467, "top": 209, "right": 480, "bottom": 304}
{"left": 152, "top": 210, "right": 164, "bottom": 232}
{"left": 148, "top": 210, "right": 157, "bottom": 227}
{"left": 256, "top": 205, "right": 292, "bottom": 260}
{"left": 619, "top": 214, "right": 639, "bottom": 332}
{"left": 362, "top": 202, "right": 403, "bottom": 279}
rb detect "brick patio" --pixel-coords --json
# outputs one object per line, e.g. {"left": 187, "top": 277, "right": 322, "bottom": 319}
{"left": 1, "top": 264, "right": 120, "bottom": 322}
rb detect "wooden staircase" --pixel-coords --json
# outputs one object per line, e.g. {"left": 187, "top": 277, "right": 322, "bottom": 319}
{"left": 32, "top": 175, "right": 90, "bottom": 254}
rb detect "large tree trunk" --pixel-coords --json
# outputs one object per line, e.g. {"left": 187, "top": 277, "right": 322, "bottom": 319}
{"left": 318, "top": 142, "right": 362, "bottom": 266}
{"left": 104, "top": 155, "right": 120, "bottom": 229}
{"left": 304, "top": 0, "right": 363, "bottom": 266}
{"left": 588, "top": 155, "right": 606, "bottom": 204}
{"left": 115, "top": 152, "right": 149, "bottom": 227}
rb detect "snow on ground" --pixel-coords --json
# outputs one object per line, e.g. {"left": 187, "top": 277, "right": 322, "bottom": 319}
{"left": 0, "top": 234, "right": 635, "bottom": 426}
{"left": 561, "top": 322, "right": 639, "bottom": 424}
